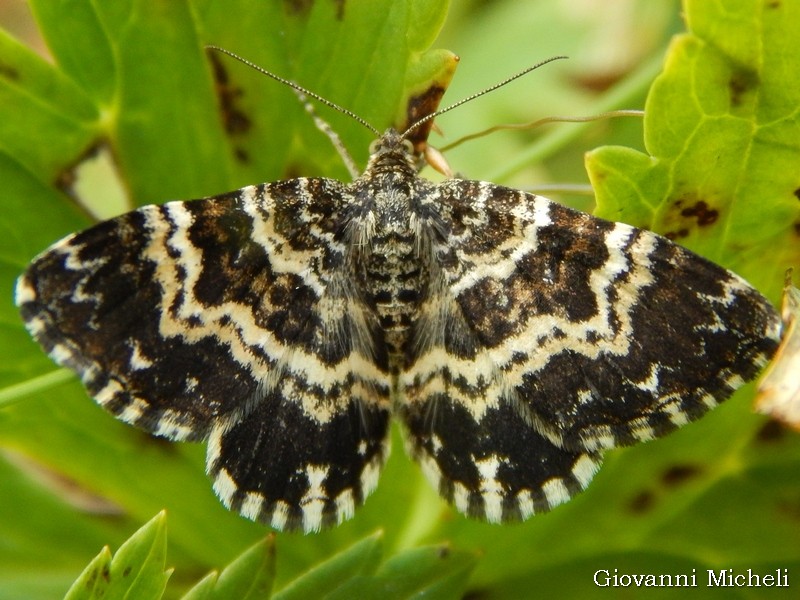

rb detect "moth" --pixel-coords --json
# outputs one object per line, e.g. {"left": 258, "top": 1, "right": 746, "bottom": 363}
{"left": 16, "top": 57, "right": 782, "bottom": 533}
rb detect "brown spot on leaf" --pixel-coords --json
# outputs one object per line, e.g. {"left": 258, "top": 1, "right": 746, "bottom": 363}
{"left": 402, "top": 85, "right": 447, "bottom": 154}
{"left": 284, "top": 0, "right": 313, "bottom": 15}
{"left": 756, "top": 418, "right": 787, "bottom": 443}
{"left": 55, "top": 163, "right": 79, "bottom": 194}
{"left": 776, "top": 498, "right": 800, "bottom": 522}
{"left": 680, "top": 200, "right": 719, "bottom": 226}
{"left": 463, "top": 589, "right": 489, "bottom": 600}
{"left": 661, "top": 464, "right": 702, "bottom": 487}
{"left": 235, "top": 147, "right": 250, "bottom": 163}
{"left": 207, "top": 49, "right": 252, "bottom": 164}
{"left": 283, "top": 163, "right": 304, "bottom": 180}
{"left": 675, "top": 199, "right": 719, "bottom": 227}
{"left": 628, "top": 490, "right": 655, "bottom": 513}
{"left": 54, "top": 142, "right": 114, "bottom": 213}
{"left": 86, "top": 560, "right": 111, "bottom": 589}
{"left": 663, "top": 195, "right": 722, "bottom": 239}
{"left": 568, "top": 69, "right": 628, "bottom": 93}
{"left": 285, "top": 0, "right": 344, "bottom": 18}
{"left": 728, "top": 69, "right": 759, "bottom": 108}
{"left": 55, "top": 143, "right": 99, "bottom": 192}
{"left": 395, "top": 53, "right": 458, "bottom": 158}
{"left": 768, "top": 0, "right": 781, "bottom": 8}
{"left": 794, "top": 188, "right": 800, "bottom": 201}
{"left": 0, "top": 61, "right": 19, "bottom": 81}
{"left": 665, "top": 228, "right": 689, "bottom": 241}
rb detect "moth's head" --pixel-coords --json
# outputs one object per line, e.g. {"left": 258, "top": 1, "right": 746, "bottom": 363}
{"left": 364, "top": 129, "right": 417, "bottom": 174}
{"left": 368, "top": 129, "right": 414, "bottom": 156}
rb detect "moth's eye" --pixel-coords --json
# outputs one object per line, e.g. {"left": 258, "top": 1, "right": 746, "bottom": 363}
{"left": 402, "top": 139, "right": 414, "bottom": 155}
{"left": 368, "top": 139, "right": 381, "bottom": 154}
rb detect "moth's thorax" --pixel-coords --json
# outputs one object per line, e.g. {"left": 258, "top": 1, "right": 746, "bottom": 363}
{"left": 350, "top": 131, "right": 433, "bottom": 369}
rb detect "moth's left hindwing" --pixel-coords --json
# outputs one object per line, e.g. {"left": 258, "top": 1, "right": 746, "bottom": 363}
{"left": 16, "top": 179, "right": 392, "bottom": 532}
{"left": 400, "top": 180, "right": 781, "bottom": 522}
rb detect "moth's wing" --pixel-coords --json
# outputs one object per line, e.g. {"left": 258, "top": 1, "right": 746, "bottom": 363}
{"left": 400, "top": 370, "right": 601, "bottom": 522}
{"left": 400, "top": 180, "right": 781, "bottom": 521}
{"left": 17, "top": 179, "right": 391, "bottom": 531}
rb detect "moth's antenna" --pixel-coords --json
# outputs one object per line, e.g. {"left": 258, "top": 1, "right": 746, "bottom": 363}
{"left": 402, "top": 55, "right": 568, "bottom": 139}
{"left": 206, "top": 45, "right": 381, "bottom": 137}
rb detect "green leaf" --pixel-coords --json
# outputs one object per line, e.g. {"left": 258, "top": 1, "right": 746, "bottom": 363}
{"left": 0, "top": 452, "right": 139, "bottom": 599}
{"left": 588, "top": 0, "right": 800, "bottom": 299}
{"left": 273, "top": 532, "right": 383, "bottom": 600}
{"left": 0, "top": 29, "right": 98, "bottom": 180}
{"left": 326, "top": 543, "right": 477, "bottom": 600}
{"left": 180, "top": 536, "right": 276, "bottom": 600}
{"left": 30, "top": 0, "right": 234, "bottom": 206}
{"left": 64, "top": 511, "right": 170, "bottom": 600}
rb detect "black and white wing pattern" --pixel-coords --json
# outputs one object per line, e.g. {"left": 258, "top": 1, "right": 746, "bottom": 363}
{"left": 16, "top": 179, "right": 391, "bottom": 532}
{"left": 17, "top": 127, "right": 782, "bottom": 530}
{"left": 400, "top": 179, "right": 782, "bottom": 523}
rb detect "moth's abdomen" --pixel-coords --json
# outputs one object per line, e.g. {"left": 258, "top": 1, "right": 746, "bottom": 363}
{"left": 361, "top": 229, "right": 429, "bottom": 370}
